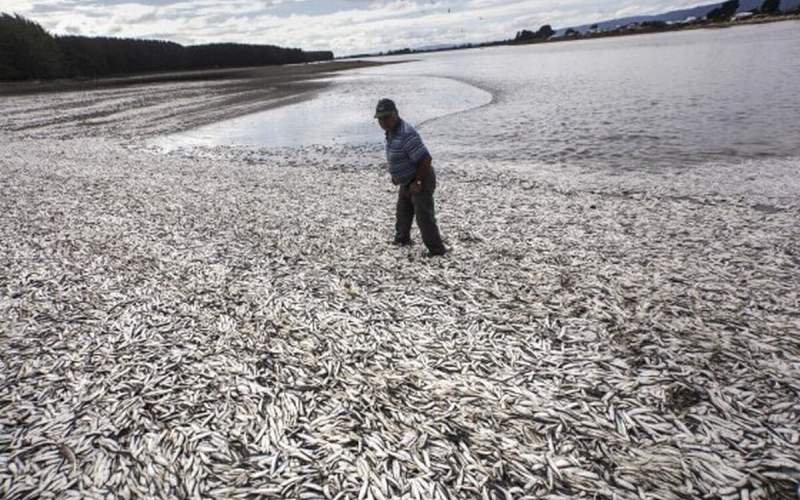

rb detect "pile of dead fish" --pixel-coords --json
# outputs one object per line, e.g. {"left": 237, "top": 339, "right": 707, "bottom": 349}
{"left": 1, "top": 133, "right": 799, "bottom": 499}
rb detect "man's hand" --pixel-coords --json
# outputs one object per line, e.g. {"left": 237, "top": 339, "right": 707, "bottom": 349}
{"left": 410, "top": 155, "right": 431, "bottom": 194}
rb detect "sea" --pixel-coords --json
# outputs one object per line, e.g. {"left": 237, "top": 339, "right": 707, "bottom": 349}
{"left": 158, "top": 21, "right": 800, "bottom": 173}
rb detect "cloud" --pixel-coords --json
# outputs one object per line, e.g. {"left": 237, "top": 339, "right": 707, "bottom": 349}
{"left": 3, "top": 0, "right": 708, "bottom": 55}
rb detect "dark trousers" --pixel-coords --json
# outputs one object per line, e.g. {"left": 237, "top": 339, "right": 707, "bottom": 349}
{"left": 395, "top": 168, "right": 446, "bottom": 254}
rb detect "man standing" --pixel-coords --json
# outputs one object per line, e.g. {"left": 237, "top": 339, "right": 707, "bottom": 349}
{"left": 375, "top": 98, "right": 447, "bottom": 256}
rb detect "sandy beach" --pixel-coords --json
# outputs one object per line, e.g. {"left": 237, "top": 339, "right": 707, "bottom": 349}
{"left": 0, "top": 60, "right": 384, "bottom": 140}
{"left": 1, "top": 60, "right": 799, "bottom": 499}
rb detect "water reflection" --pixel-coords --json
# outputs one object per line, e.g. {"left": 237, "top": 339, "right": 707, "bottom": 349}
{"left": 161, "top": 22, "right": 800, "bottom": 171}
{"left": 157, "top": 75, "right": 492, "bottom": 149}
{"left": 377, "top": 22, "right": 800, "bottom": 170}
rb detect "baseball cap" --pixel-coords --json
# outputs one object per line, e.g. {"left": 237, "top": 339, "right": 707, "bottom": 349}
{"left": 374, "top": 98, "right": 397, "bottom": 118}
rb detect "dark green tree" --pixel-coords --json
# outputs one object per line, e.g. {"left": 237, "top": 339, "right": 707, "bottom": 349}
{"left": 706, "top": 0, "right": 740, "bottom": 21}
{"left": 537, "top": 25, "right": 555, "bottom": 38}
{"left": 641, "top": 20, "right": 668, "bottom": 29}
{"left": 515, "top": 24, "right": 555, "bottom": 42}
{"left": 0, "top": 13, "right": 64, "bottom": 80}
{"left": 760, "top": 0, "right": 781, "bottom": 14}
{"left": 514, "top": 30, "right": 533, "bottom": 41}
{"left": 1, "top": 12, "right": 333, "bottom": 81}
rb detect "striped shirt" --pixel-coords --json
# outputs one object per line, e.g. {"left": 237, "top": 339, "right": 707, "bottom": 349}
{"left": 385, "top": 119, "right": 430, "bottom": 185}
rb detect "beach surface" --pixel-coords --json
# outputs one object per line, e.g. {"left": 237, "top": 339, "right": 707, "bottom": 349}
{"left": 1, "top": 60, "right": 799, "bottom": 499}
{"left": 0, "top": 60, "right": 384, "bottom": 140}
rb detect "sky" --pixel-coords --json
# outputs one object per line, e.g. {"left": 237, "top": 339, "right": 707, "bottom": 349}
{"left": 3, "top": 0, "right": 711, "bottom": 55}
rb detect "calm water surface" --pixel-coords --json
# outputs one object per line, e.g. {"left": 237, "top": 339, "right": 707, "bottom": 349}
{"left": 159, "top": 74, "right": 491, "bottom": 148}
{"left": 161, "top": 22, "right": 800, "bottom": 171}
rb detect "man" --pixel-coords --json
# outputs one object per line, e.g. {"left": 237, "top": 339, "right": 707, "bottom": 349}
{"left": 375, "top": 98, "right": 447, "bottom": 257}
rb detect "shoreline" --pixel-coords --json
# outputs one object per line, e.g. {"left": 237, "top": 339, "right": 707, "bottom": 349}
{"left": 1, "top": 56, "right": 800, "bottom": 499}
{"left": 342, "top": 15, "right": 800, "bottom": 57}
{"left": 512, "top": 14, "right": 800, "bottom": 48}
{"left": 0, "top": 60, "right": 387, "bottom": 140}
{"left": 0, "top": 60, "right": 385, "bottom": 96}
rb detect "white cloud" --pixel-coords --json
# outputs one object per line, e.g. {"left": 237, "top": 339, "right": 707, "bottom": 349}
{"left": 2, "top": 0, "right": 709, "bottom": 55}
{"left": 2, "top": 0, "right": 36, "bottom": 12}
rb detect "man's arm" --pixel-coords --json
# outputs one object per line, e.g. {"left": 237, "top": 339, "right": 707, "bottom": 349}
{"left": 410, "top": 154, "right": 432, "bottom": 192}
{"left": 415, "top": 154, "right": 432, "bottom": 182}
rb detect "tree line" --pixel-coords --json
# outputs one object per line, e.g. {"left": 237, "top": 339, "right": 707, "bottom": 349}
{"left": 0, "top": 13, "right": 333, "bottom": 81}
{"left": 706, "top": 0, "right": 741, "bottom": 21}
{"left": 513, "top": 25, "right": 554, "bottom": 43}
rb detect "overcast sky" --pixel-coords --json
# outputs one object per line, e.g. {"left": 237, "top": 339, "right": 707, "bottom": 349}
{"left": 4, "top": 0, "right": 707, "bottom": 55}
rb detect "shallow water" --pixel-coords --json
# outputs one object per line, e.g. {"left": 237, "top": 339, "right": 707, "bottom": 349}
{"left": 156, "top": 75, "right": 491, "bottom": 150}
{"left": 162, "top": 21, "right": 800, "bottom": 171}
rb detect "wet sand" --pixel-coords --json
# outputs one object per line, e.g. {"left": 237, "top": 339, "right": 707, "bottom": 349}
{"left": 0, "top": 60, "right": 386, "bottom": 139}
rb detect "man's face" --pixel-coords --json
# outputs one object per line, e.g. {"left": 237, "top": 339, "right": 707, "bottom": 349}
{"left": 377, "top": 112, "right": 398, "bottom": 131}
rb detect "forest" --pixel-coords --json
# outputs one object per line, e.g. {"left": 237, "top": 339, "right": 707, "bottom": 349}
{"left": 0, "top": 13, "right": 333, "bottom": 81}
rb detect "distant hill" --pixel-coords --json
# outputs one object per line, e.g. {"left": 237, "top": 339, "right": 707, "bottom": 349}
{"left": 557, "top": 0, "right": 800, "bottom": 35}
{"left": 345, "top": 0, "right": 799, "bottom": 58}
